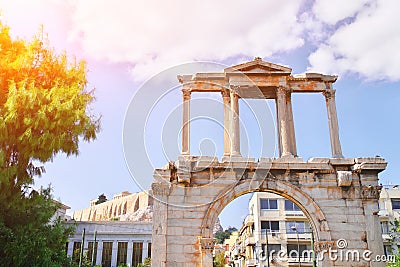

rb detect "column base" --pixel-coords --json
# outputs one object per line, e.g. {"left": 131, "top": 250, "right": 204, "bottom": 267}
{"left": 332, "top": 153, "right": 344, "bottom": 159}
{"left": 280, "top": 152, "right": 295, "bottom": 158}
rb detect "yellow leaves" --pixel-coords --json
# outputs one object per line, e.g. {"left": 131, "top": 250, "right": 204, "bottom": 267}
{"left": 0, "top": 20, "right": 100, "bottom": 182}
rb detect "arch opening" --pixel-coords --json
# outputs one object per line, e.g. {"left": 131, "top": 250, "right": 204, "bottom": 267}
{"left": 211, "top": 189, "right": 323, "bottom": 267}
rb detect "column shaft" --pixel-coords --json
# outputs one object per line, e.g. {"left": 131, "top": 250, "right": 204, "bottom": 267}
{"left": 324, "top": 90, "right": 343, "bottom": 158}
{"left": 182, "top": 90, "right": 191, "bottom": 155}
{"left": 222, "top": 90, "right": 231, "bottom": 156}
{"left": 286, "top": 91, "right": 297, "bottom": 156}
{"left": 230, "top": 91, "right": 241, "bottom": 156}
{"left": 275, "top": 99, "right": 282, "bottom": 157}
{"left": 96, "top": 241, "right": 103, "bottom": 266}
{"left": 111, "top": 240, "right": 118, "bottom": 267}
{"left": 126, "top": 241, "right": 133, "bottom": 266}
{"left": 142, "top": 242, "right": 149, "bottom": 262}
{"left": 276, "top": 87, "right": 292, "bottom": 157}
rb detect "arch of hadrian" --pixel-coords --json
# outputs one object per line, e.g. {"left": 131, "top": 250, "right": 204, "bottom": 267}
{"left": 150, "top": 58, "right": 387, "bottom": 266}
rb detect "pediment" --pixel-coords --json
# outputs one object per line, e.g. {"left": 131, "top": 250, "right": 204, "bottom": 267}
{"left": 224, "top": 57, "right": 292, "bottom": 75}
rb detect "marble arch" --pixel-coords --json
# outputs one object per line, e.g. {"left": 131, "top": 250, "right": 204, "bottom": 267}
{"left": 150, "top": 58, "right": 387, "bottom": 266}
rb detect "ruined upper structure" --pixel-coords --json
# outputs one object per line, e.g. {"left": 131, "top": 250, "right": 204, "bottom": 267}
{"left": 73, "top": 191, "right": 153, "bottom": 221}
{"left": 178, "top": 57, "right": 342, "bottom": 159}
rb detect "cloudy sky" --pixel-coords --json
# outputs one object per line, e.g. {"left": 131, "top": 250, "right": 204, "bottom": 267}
{"left": 1, "top": 0, "right": 399, "bottom": 228}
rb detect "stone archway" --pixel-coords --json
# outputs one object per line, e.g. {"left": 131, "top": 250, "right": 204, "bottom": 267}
{"left": 151, "top": 156, "right": 386, "bottom": 267}
{"left": 200, "top": 177, "right": 330, "bottom": 242}
{"left": 150, "top": 59, "right": 387, "bottom": 266}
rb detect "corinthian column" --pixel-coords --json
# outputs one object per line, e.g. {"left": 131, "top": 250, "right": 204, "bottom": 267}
{"left": 286, "top": 90, "right": 297, "bottom": 156}
{"left": 230, "top": 89, "right": 241, "bottom": 156}
{"left": 182, "top": 90, "right": 191, "bottom": 155}
{"left": 276, "top": 87, "right": 292, "bottom": 157}
{"left": 323, "top": 89, "right": 343, "bottom": 158}
{"left": 222, "top": 90, "right": 231, "bottom": 156}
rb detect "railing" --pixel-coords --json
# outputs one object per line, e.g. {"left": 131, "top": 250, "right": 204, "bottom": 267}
{"left": 378, "top": 209, "right": 389, "bottom": 217}
{"left": 285, "top": 210, "right": 306, "bottom": 217}
{"left": 244, "top": 236, "right": 255, "bottom": 245}
{"left": 286, "top": 232, "right": 312, "bottom": 240}
{"left": 245, "top": 258, "right": 257, "bottom": 266}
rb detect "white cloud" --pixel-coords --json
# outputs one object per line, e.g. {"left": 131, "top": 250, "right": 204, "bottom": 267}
{"left": 68, "top": 0, "right": 305, "bottom": 80}
{"left": 312, "top": 0, "right": 374, "bottom": 25}
{"left": 308, "top": 0, "right": 400, "bottom": 81}
{"left": 0, "top": 0, "right": 76, "bottom": 53}
{"left": 2, "top": 0, "right": 400, "bottom": 82}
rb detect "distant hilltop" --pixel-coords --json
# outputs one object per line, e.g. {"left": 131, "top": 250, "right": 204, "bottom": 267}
{"left": 72, "top": 191, "right": 153, "bottom": 222}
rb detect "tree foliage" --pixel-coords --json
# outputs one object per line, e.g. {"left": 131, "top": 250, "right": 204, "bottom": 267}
{"left": 0, "top": 21, "right": 100, "bottom": 266}
{"left": 387, "top": 220, "right": 400, "bottom": 266}
{"left": 0, "top": 188, "right": 76, "bottom": 267}
{"left": 213, "top": 251, "right": 225, "bottom": 267}
{"left": 95, "top": 193, "right": 107, "bottom": 205}
{"left": 215, "top": 226, "right": 238, "bottom": 244}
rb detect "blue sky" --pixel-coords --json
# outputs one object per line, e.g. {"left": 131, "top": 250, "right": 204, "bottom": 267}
{"left": 1, "top": 0, "right": 399, "bottom": 229}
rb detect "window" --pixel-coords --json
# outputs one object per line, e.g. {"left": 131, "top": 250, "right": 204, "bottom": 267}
{"left": 381, "top": 221, "right": 390, "bottom": 234}
{"left": 72, "top": 242, "right": 82, "bottom": 262}
{"left": 87, "top": 242, "right": 98, "bottom": 264}
{"left": 286, "top": 221, "right": 310, "bottom": 234}
{"left": 260, "top": 199, "right": 278, "bottom": 210}
{"left": 285, "top": 200, "right": 301, "bottom": 211}
{"left": 102, "top": 242, "right": 113, "bottom": 267}
{"left": 287, "top": 244, "right": 308, "bottom": 258}
{"left": 147, "top": 242, "right": 152, "bottom": 258}
{"left": 392, "top": 199, "right": 400, "bottom": 210}
{"left": 117, "top": 242, "right": 128, "bottom": 265}
{"left": 384, "top": 245, "right": 393, "bottom": 256}
{"left": 132, "top": 242, "right": 143, "bottom": 267}
{"left": 261, "top": 221, "right": 279, "bottom": 233}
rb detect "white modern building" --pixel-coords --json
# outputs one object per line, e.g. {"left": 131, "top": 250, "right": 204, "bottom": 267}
{"left": 66, "top": 191, "right": 153, "bottom": 267}
{"left": 226, "top": 192, "right": 317, "bottom": 266}
{"left": 226, "top": 186, "right": 400, "bottom": 267}
{"left": 379, "top": 185, "right": 400, "bottom": 256}
{"left": 67, "top": 221, "right": 152, "bottom": 267}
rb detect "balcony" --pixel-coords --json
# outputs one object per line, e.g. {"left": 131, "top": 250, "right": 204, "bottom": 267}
{"left": 379, "top": 209, "right": 389, "bottom": 217}
{"left": 244, "top": 214, "right": 254, "bottom": 226}
{"left": 285, "top": 210, "right": 306, "bottom": 217}
{"left": 286, "top": 233, "right": 312, "bottom": 240}
{"left": 244, "top": 236, "right": 255, "bottom": 245}
{"left": 382, "top": 233, "right": 391, "bottom": 241}
{"left": 245, "top": 258, "right": 257, "bottom": 266}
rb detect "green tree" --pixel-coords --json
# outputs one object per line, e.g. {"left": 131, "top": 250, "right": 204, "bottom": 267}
{"left": 0, "top": 21, "right": 100, "bottom": 266}
{"left": 215, "top": 226, "right": 238, "bottom": 244}
{"left": 213, "top": 251, "right": 225, "bottom": 267}
{"left": 136, "top": 257, "right": 151, "bottom": 267}
{"left": 387, "top": 220, "right": 400, "bottom": 266}
{"left": 95, "top": 193, "right": 107, "bottom": 205}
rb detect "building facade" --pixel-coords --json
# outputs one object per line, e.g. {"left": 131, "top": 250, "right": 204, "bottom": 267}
{"left": 226, "top": 192, "right": 314, "bottom": 267}
{"left": 226, "top": 188, "right": 400, "bottom": 267}
{"left": 67, "top": 191, "right": 153, "bottom": 267}
{"left": 379, "top": 185, "right": 400, "bottom": 256}
{"left": 67, "top": 221, "right": 152, "bottom": 267}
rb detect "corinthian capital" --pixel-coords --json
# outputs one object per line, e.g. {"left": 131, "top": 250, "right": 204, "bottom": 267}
{"left": 276, "top": 86, "right": 289, "bottom": 97}
{"left": 323, "top": 89, "right": 336, "bottom": 100}
{"left": 182, "top": 90, "right": 191, "bottom": 100}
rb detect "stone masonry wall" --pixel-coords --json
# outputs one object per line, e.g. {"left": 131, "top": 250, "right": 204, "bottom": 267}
{"left": 151, "top": 156, "right": 386, "bottom": 267}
